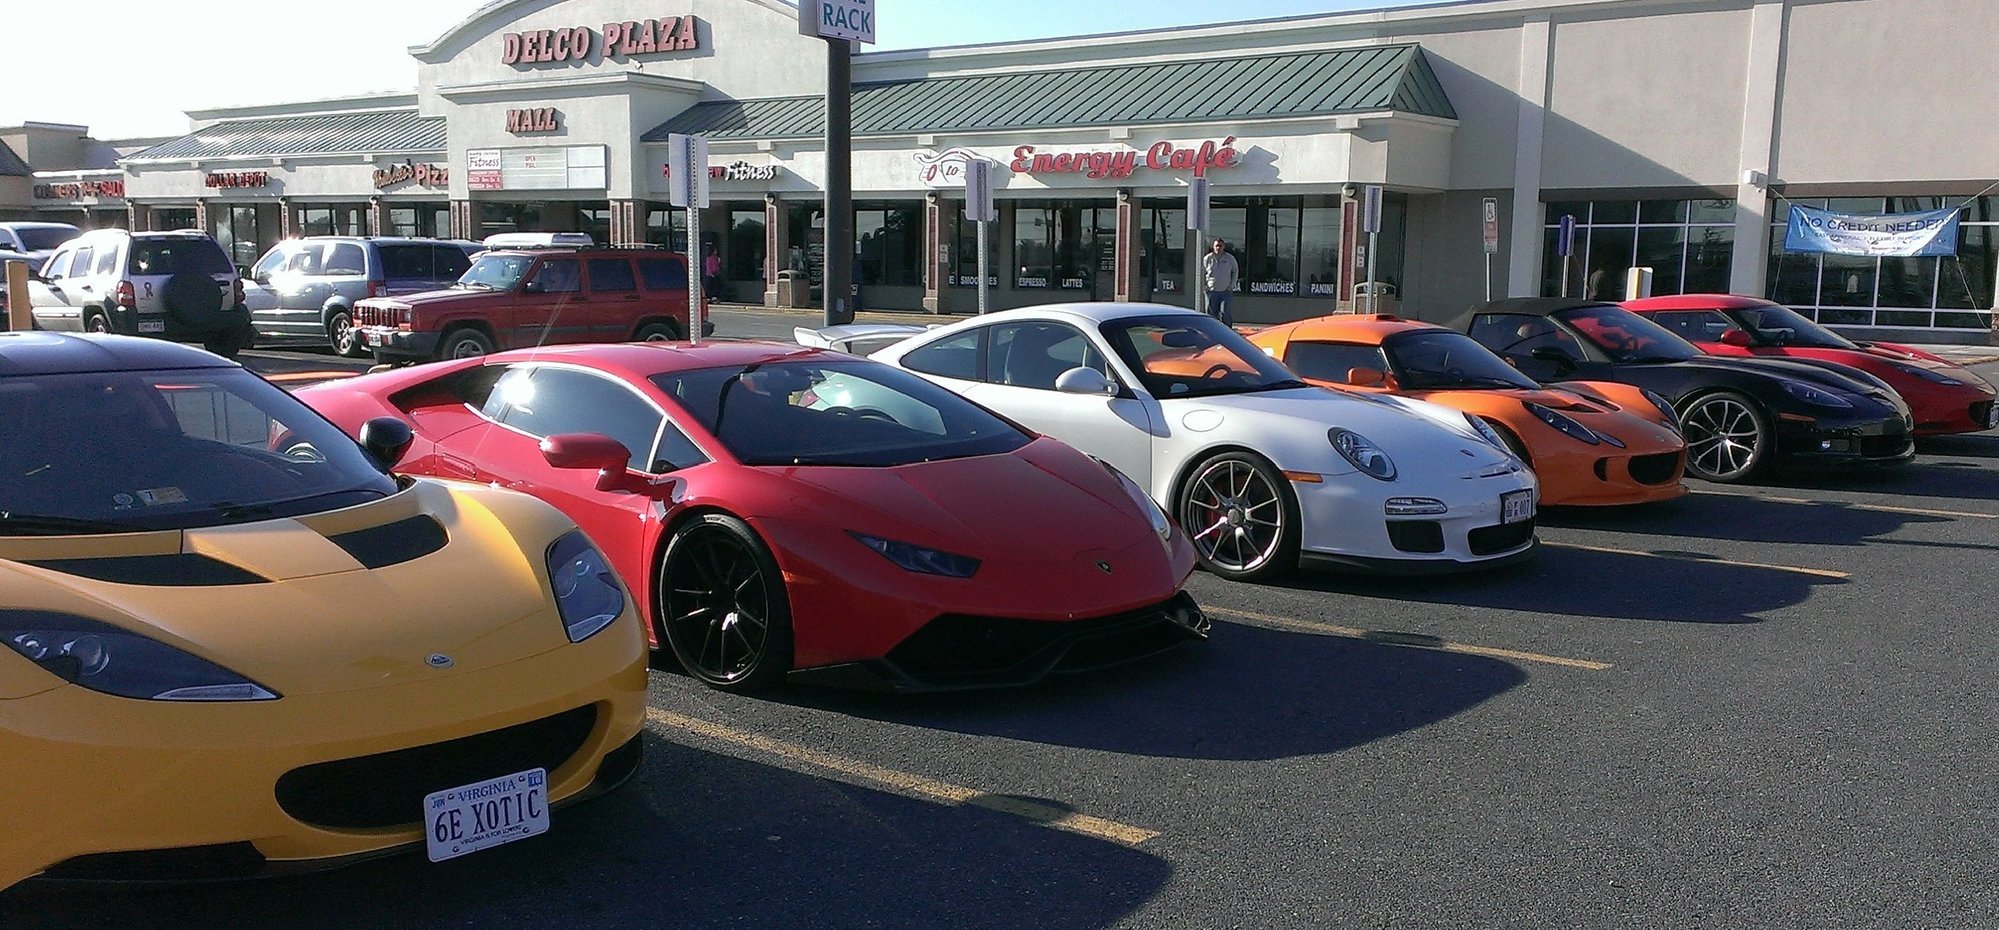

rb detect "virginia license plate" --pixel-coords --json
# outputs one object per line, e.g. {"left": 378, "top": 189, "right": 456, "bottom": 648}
{"left": 424, "top": 768, "right": 548, "bottom": 863}
{"left": 1501, "top": 489, "right": 1535, "bottom": 525}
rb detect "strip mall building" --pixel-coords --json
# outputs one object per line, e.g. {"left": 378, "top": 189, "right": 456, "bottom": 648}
{"left": 60, "top": 0, "right": 1999, "bottom": 338}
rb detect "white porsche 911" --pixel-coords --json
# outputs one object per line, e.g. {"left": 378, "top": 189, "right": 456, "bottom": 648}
{"left": 858, "top": 304, "right": 1541, "bottom": 580}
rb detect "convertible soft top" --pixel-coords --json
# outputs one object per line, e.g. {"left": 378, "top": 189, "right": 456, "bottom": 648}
{"left": 0, "top": 332, "right": 237, "bottom": 377}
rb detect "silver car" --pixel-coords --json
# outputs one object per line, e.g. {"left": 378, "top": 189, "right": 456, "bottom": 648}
{"left": 28, "top": 229, "right": 253, "bottom": 357}
{"left": 247, "top": 237, "right": 477, "bottom": 357}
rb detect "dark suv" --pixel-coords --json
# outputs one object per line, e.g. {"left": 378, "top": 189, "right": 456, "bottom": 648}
{"left": 248, "top": 237, "right": 479, "bottom": 357}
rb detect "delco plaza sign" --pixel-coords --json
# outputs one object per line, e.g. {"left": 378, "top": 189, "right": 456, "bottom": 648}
{"left": 798, "top": 0, "right": 875, "bottom": 44}
{"left": 501, "top": 17, "right": 701, "bottom": 65}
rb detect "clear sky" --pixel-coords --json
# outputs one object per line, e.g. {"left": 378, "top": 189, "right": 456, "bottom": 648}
{"left": 0, "top": 0, "right": 1418, "bottom": 140}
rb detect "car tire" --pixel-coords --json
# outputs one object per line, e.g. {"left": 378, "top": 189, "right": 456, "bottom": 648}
{"left": 437, "top": 328, "right": 496, "bottom": 360}
{"left": 81, "top": 307, "right": 111, "bottom": 334}
{"left": 327, "top": 310, "right": 366, "bottom": 358}
{"left": 1175, "top": 451, "right": 1301, "bottom": 582}
{"left": 633, "top": 321, "right": 680, "bottom": 343}
{"left": 1680, "top": 391, "right": 1771, "bottom": 483}
{"left": 655, "top": 513, "right": 793, "bottom": 693}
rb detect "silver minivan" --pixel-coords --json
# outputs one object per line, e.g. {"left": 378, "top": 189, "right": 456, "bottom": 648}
{"left": 247, "top": 237, "right": 478, "bottom": 357}
{"left": 28, "top": 229, "right": 253, "bottom": 357}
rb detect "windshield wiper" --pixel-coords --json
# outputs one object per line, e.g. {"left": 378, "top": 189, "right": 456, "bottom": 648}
{"left": 456, "top": 281, "right": 499, "bottom": 291}
{"left": 1421, "top": 374, "right": 1526, "bottom": 389}
{"left": 0, "top": 513, "right": 143, "bottom": 536}
{"left": 1244, "top": 379, "right": 1310, "bottom": 392}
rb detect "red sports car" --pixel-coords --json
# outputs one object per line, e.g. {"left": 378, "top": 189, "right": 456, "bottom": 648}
{"left": 297, "top": 342, "right": 1206, "bottom": 693}
{"left": 1625, "top": 294, "right": 1996, "bottom": 436}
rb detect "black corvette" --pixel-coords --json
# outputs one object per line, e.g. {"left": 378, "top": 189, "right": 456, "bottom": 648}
{"left": 1463, "top": 298, "right": 1913, "bottom": 483}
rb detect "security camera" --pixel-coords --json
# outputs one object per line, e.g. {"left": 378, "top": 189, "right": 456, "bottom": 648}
{"left": 1341, "top": 184, "right": 1357, "bottom": 199}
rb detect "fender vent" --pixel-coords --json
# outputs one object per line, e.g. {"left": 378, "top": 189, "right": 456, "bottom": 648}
{"left": 25, "top": 553, "right": 268, "bottom": 586}
{"left": 326, "top": 515, "right": 448, "bottom": 569}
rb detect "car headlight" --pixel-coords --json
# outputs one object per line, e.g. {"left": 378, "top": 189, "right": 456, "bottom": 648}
{"left": 848, "top": 532, "right": 981, "bottom": 578}
{"left": 547, "top": 531, "right": 625, "bottom": 643}
{"left": 1093, "top": 457, "right": 1171, "bottom": 541}
{"left": 1463, "top": 413, "right": 1511, "bottom": 452}
{"left": 1641, "top": 389, "right": 1682, "bottom": 433}
{"left": 1887, "top": 361, "right": 1963, "bottom": 386}
{"left": 0, "top": 611, "right": 278, "bottom": 701}
{"left": 1524, "top": 402, "right": 1601, "bottom": 445}
{"left": 1781, "top": 381, "right": 1854, "bottom": 408}
{"left": 1328, "top": 428, "right": 1396, "bottom": 481}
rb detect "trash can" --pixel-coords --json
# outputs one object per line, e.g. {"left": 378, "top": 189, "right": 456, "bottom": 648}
{"left": 1352, "top": 282, "right": 1398, "bottom": 316}
{"left": 776, "top": 269, "right": 810, "bottom": 309}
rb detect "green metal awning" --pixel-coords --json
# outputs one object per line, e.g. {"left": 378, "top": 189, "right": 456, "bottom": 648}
{"left": 126, "top": 110, "right": 445, "bottom": 162}
{"left": 645, "top": 44, "right": 1455, "bottom": 142}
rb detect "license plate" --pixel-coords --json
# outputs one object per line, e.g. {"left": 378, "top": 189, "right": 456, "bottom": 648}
{"left": 366, "top": 330, "right": 385, "bottom": 347}
{"left": 137, "top": 320, "right": 166, "bottom": 334}
{"left": 1501, "top": 489, "right": 1535, "bottom": 525}
{"left": 424, "top": 768, "right": 548, "bottom": 863}
{"left": 1987, "top": 406, "right": 1998, "bottom": 430}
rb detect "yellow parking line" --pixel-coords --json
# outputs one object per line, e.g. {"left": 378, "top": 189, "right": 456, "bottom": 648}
{"left": 1205, "top": 606, "right": 1613, "bottom": 672}
{"left": 644, "top": 708, "right": 1159, "bottom": 847}
{"left": 1542, "top": 540, "right": 1850, "bottom": 579}
{"left": 1691, "top": 490, "right": 1996, "bottom": 520}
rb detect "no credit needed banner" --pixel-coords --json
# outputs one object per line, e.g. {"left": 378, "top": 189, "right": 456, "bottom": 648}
{"left": 1784, "top": 205, "right": 1961, "bottom": 257}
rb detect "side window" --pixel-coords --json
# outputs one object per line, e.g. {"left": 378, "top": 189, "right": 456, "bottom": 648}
{"left": 251, "top": 245, "right": 290, "bottom": 279}
{"left": 1647, "top": 311, "right": 1722, "bottom": 343}
{"left": 289, "top": 242, "right": 329, "bottom": 275}
{"left": 42, "top": 250, "right": 73, "bottom": 280}
{"left": 587, "top": 258, "right": 637, "bottom": 293}
{"left": 499, "top": 367, "right": 667, "bottom": 472}
{"left": 481, "top": 365, "right": 532, "bottom": 421}
{"left": 378, "top": 245, "right": 430, "bottom": 281}
{"left": 530, "top": 259, "right": 581, "bottom": 294}
{"left": 93, "top": 247, "right": 121, "bottom": 277}
{"left": 432, "top": 246, "right": 472, "bottom": 280}
{"left": 1469, "top": 314, "right": 1571, "bottom": 356}
{"left": 637, "top": 257, "right": 688, "bottom": 291}
{"left": 68, "top": 247, "right": 94, "bottom": 279}
{"left": 650, "top": 421, "right": 708, "bottom": 473}
{"left": 901, "top": 328, "right": 984, "bottom": 381}
{"left": 988, "top": 322, "right": 1106, "bottom": 390}
{"left": 1281, "top": 342, "right": 1390, "bottom": 384}
{"left": 324, "top": 243, "right": 367, "bottom": 276}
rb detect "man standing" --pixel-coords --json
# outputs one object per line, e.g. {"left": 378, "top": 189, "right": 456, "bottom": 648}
{"left": 1202, "top": 239, "right": 1239, "bottom": 324}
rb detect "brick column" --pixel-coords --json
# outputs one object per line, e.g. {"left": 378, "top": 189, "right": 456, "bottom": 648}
{"left": 368, "top": 197, "right": 392, "bottom": 237}
{"left": 922, "top": 192, "right": 947, "bottom": 314}
{"left": 607, "top": 199, "right": 643, "bottom": 245}
{"left": 450, "top": 200, "right": 476, "bottom": 240}
{"left": 127, "top": 203, "right": 151, "bottom": 232}
{"left": 763, "top": 195, "right": 786, "bottom": 307}
{"left": 193, "top": 199, "right": 211, "bottom": 234}
{"left": 1113, "top": 189, "right": 1141, "bottom": 302}
{"left": 280, "top": 198, "right": 299, "bottom": 238}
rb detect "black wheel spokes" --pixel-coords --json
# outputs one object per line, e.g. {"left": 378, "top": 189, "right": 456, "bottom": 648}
{"left": 667, "top": 530, "right": 770, "bottom": 682}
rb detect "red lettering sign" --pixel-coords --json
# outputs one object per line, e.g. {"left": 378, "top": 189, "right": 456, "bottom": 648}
{"left": 506, "top": 108, "right": 560, "bottom": 134}
{"left": 503, "top": 17, "right": 701, "bottom": 66}
{"left": 374, "top": 161, "right": 449, "bottom": 190}
{"left": 1013, "top": 137, "right": 1241, "bottom": 180}
{"left": 205, "top": 171, "right": 270, "bottom": 189}
{"left": 33, "top": 180, "right": 126, "bottom": 200}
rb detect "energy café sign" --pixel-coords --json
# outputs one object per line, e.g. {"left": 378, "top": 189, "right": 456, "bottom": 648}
{"left": 374, "top": 161, "right": 449, "bottom": 190}
{"left": 799, "top": 0, "right": 875, "bottom": 43}
{"left": 507, "top": 108, "right": 561, "bottom": 135}
{"left": 205, "top": 171, "right": 270, "bottom": 189}
{"left": 501, "top": 17, "right": 701, "bottom": 65}
{"left": 1009, "top": 138, "right": 1243, "bottom": 180}
{"left": 34, "top": 180, "right": 125, "bottom": 200}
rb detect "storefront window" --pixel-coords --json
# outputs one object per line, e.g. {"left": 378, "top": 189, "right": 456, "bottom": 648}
{"left": 1300, "top": 204, "right": 1341, "bottom": 298}
{"left": 481, "top": 202, "right": 542, "bottom": 238}
{"left": 1013, "top": 205, "right": 1054, "bottom": 289}
{"left": 213, "top": 205, "right": 264, "bottom": 271}
{"left": 388, "top": 203, "right": 449, "bottom": 238}
{"left": 1545, "top": 198, "right": 1736, "bottom": 300}
{"left": 1766, "top": 195, "right": 1996, "bottom": 330}
{"left": 647, "top": 207, "right": 688, "bottom": 252}
{"left": 1009, "top": 201, "right": 1111, "bottom": 292}
{"left": 1147, "top": 207, "right": 1186, "bottom": 296}
{"left": 951, "top": 212, "right": 996, "bottom": 288}
{"left": 728, "top": 208, "right": 765, "bottom": 281}
{"left": 855, "top": 202, "right": 921, "bottom": 288}
{"left": 153, "top": 208, "right": 197, "bottom": 232}
{"left": 575, "top": 207, "right": 612, "bottom": 247}
{"left": 299, "top": 204, "right": 366, "bottom": 237}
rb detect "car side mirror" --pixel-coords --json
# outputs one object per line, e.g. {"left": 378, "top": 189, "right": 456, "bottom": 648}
{"left": 357, "top": 417, "right": 415, "bottom": 471}
{"left": 1718, "top": 329, "right": 1754, "bottom": 348}
{"left": 541, "top": 432, "right": 661, "bottom": 495}
{"left": 1345, "top": 366, "right": 1386, "bottom": 387}
{"left": 1054, "top": 366, "right": 1118, "bottom": 397}
{"left": 1528, "top": 346, "right": 1579, "bottom": 370}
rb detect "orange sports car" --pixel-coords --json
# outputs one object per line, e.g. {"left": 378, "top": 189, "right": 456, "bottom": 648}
{"left": 1249, "top": 315, "right": 1689, "bottom": 506}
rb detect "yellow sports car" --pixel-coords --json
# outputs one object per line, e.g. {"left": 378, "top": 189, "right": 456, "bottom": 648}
{"left": 0, "top": 333, "right": 648, "bottom": 889}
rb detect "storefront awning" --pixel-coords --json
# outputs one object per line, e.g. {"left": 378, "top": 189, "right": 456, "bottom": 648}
{"left": 125, "top": 110, "right": 446, "bottom": 162}
{"left": 646, "top": 44, "right": 1455, "bottom": 142}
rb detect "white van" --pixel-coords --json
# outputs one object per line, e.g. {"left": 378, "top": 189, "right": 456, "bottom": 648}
{"left": 479, "top": 232, "right": 595, "bottom": 250}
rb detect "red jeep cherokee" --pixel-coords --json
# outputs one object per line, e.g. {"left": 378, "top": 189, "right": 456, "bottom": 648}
{"left": 354, "top": 246, "right": 712, "bottom": 363}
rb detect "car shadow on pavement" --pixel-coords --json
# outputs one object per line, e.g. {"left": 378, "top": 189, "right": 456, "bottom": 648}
{"left": 1539, "top": 492, "right": 1938, "bottom": 546}
{"left": 1914, "top": 434, "right": 1999, "bottom": 460}
{"left": 776, "top": 622, "right": 1527, "bottom": 762}
{"left": 1774, "top": 457, "right": 1999, "bottom": 504}
{"left": 0, "top": 734, "right": 1168, "bottom": 930}
{"left": 1277, "top": 543, "right": 1837, "bottom": 625}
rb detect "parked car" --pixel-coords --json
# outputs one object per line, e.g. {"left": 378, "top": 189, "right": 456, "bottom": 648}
{"left": 792, "top": 322, "right": 934, "bottom": 356}
{"left": 482, "top": 232, "right": 594, "bottom": 249}
{"left": 863, "top": 304, "right": 1541, "bottom": 579}
{"left": 1247, "top": 314, "right": 1688, "bottom": 507}
{"left": 246, "top": 237, "right": 479, "bottom": 357}
{"left": 297, "top": 341, "right": 1207, "bottom": 693}
{"left": 354, "top": 246, "right": 711, "bottom": 364}
{"left": 0, "top": 221, "right": 81, "bottom": 270}
{"left": 0, "top": 333, "right": 647, "bottom": 889}
{"left": 1463, "top": 298, "right": 1915, "bottom": 482}
{"left": 1624, "top": 294, "right": 1997, "bottom": 436}
{"left": 26, "top": 229, "right": 255, "bottom": 357}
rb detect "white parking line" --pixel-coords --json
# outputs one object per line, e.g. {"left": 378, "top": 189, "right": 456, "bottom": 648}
{"left": 1205, "top": 606, "right": 1613, "bottom": 671}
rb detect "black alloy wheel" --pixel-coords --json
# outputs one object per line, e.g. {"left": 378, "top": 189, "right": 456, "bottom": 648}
{"left": 1176, "top": 451, "right": 1300, "bottom": 582}
{"left": 1680, "top": 391, "right": 1771, "bottom": 483}
{"left": 657, "top": 513, "right": 793, "bottom": 692}
{"left": 328, "top": 310, "right": 366, "bottom": 358}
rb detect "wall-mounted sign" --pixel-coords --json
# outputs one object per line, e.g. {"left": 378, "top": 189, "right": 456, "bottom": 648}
{"left": 501, "top": 17, "right": 701, "bottom": 65}
{"left": 1010, "top": 138, "right": 1242, "bottom": 180}
{"left": 466, "top": 146, "right": 607, "bottom": 192}
{"left": 205, "top": 171, "right": 270, "bottom": 189}
{"left": 646, "top": 151, "right": 777, "bottom": 191}
{"left": 506, "top": 108, "right": 561, "bottom": 135}
{"left": 374, "top": 161, "right": 449, "bottom": 190}
{"left": 710, "top": 161, "right": 779, "bottom": 181}
{"left": 913, "top": 148, "right": 978, "bottom": 187}
{"left": 799, "top": 0, "right": 875, "bottom": 43}
{"left": 33, "top": 180, "right": 125, "bottom": 200}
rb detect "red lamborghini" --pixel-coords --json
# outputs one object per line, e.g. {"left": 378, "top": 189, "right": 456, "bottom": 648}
{"left": 296, "top": 342, "right": 1206, "bottom": 693}
{"left": 1625, "top": 294, "right": 1996, "bottom": 436}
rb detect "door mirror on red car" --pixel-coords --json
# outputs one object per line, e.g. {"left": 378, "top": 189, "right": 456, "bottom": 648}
{"left": 1718, "top": 329, "right": 1754, "bottom": 348}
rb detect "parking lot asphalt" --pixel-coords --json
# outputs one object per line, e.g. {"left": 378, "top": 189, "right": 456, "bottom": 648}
{"left": 7, "top": 339, "right": 1993, "bottom": 929}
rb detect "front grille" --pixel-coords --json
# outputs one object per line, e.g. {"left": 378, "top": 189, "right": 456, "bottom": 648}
{"left": 353, "top": 304, "right": 399, "bottom": 328}
{"left": 1468, "top": 519, "right": 1535, "bottom": 556}
{"left": 1860, "top": 434, "right": 1912, "bottom": 458}
{"left": 884, "top": 592, "right": 1202, "bottom": 679}
{"left": 1628, "top": 452, "right": 1682, "bottom": 486}
{"left": 1386, "top": 520, "right": 1445, "bottom": 554}
{"left": 275, "top": 705, "right": 597, "bottom": 830}
{"left": 1972, "top": 401, "right": 1993, "bottom": 428}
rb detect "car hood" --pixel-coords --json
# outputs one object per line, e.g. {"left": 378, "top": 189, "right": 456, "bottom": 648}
{"left": 1179, "top": 388, "right": 1521, "bottom": 475}
{"left": 0, "top": 481, "right": 601, "bottom": 699}
{"left": 359, "top": 287, "right": 490, "bottom": 309}
{"left": 1665, "top": 355, "right": 1901, "bottom": 401}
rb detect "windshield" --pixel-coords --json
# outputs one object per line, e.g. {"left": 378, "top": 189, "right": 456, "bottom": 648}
{"left": 1737, "top": 303, "right": 1858, "bottom": 349}
{"left": 458, "top": 254, "right": 531, "bottom": 291}
{"left": 17, "top": 227, "right": 78, "bottom": 252}
{"left": 1383, "top": 331, "right": 1540, "bottom": 390}
{"left": 652, "top": 359, "right": 1031, "bottom": 467}
{"left": 1556, "top": 304, "right": 1699, "bottom": 362}
{"left": 1098, "top": 313, "right": 1306, "bottom": 399}
{"left": 0, "top": 368, "right": 398, "bottom": 535}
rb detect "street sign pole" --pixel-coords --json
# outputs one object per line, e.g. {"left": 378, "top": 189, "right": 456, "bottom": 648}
{"left": 1362, "top": 185, "right": 1383, "bottom": 315}
{"left": 1481, "top": 196, "right": 1500, "bottom": 302}
{"left": 964, "top": 158, "right": 996, "bottom": 314}
{"left": 802, "top": 0, "right": 873, "bottom": 327}
{"left": 1187, "top": 177, "right": 1210, "bottom": 316}
{"left": 667, "top": 133, "right": 710, "bottom": 344}
{"left": 1556, "top": 213, "right": 1578, "bottom": 298}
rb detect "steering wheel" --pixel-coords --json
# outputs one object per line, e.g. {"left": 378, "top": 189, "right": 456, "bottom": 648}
{"left": 283, "top": 442, "right": 326, "bottom": 463}
{"left": 1201, "top": 364, "right": 1233, "bottom": 380}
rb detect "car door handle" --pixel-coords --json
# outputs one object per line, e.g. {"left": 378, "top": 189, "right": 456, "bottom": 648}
{"left": 620, "top": 294, "right": 641, "bottom": 301}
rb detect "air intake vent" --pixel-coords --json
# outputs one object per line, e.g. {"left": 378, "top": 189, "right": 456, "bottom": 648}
{"left": 326, "top": 515, "right": 448, "bottom": 569}
{"left": 26, "top": 553, "right": 268, "bottom": 586}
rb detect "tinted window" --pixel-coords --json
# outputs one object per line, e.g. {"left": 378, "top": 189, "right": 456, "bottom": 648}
{"left": 987, "top": 322, "right": 1108, "bottom": 390}
{"left": 1382, "top": 331, "right": 1538, "bottom": 390}
{"left": 1282, "top": 342, "right": 1391, "bottom": 385}
{"left": 92, "top": 248, "right": 120, "bottom": 277}
{"left": 68, "top": 247, "right": 93, "bottom": 279}
{"left": 531, "top": 259, "right": 581, "bottom": 294}
{"left": 651, "top": 423, "right": 707, "bottom": 473}
{"left": 496, "top": 367, "right": 666, "bottom": 471}
{"left": 251, "top": 244, "right": 291, "bottom": 279}
{"left": 378, "top": 245, "right": 432, "bottom": 281}
{"left": 16, "top": 227, "right": 77, "bottom": 251}
{"left": 1098, "top": 314, "right": 1305, "bottom": 399}
{"left": 432, "top": 245, "right": 472, "bottom": 279}
{"left": 324, "top": 243, "right": 367, "bottom": 276}
{"left": 902, "top": 329, "right": 983, "bottom": 381}
{"left": 1647, "top": 310, "right": 1735, "bottom": 344}
{"left": 1554, "top": 304, "right": 1697, "bottom": 362}
{"left": 129, "top": 238, "right": 233, "bottom": 276}
{"left": 587, "top": 258, "right": 637, "bottom": 293}
{"left": 638, "top": 256, "right": 688, "bottom": 290}
{"left": 1469, "top": 314, "right": 1581, "bottom": 358}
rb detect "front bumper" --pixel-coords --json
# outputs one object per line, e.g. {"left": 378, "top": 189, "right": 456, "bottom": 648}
{"left": 360, "top": 326, "right": 440, "bottom": 361}
{"left": 1292, "top": 469, "right": 1541, "bottom": 572}
{"left": 1908, "top": 390, "right": 1997, "bottom": 436}
{"left": 1773, "top": 411, "right": 1916, "bottom": 470}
